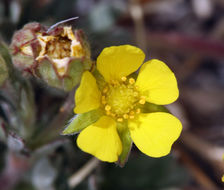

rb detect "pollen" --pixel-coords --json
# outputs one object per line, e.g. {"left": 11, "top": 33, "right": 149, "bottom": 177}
{"left": 136, "top": 108, "right": 141, "bottom": 114}
{"left": 133, "top": 91, "right": 139, "bottom": 97}
{"left": 106, "top": 110, "right": 111, "bottom": 115}
{"left": 123, "top": 114, "right": 129, "bottom": 119}
{"left": 101, "top": 96, "right": 107, "bottom": 105}
{"left": 103, "top": 87, "right": 108, "bottom": 94}
{"left": 117, "top": 118, "right": 123, "bottom": 122}
{"left": 105, "top": 105, "right": 111, "bottom": 111}
{"left": 129, "top": 110, "right": 135, "bottom": 115}
{"left": 129, "top": 78, "right": 135, "bottom": 84}
{"left": 129, "top": 115, "right": 135, "bottom": 119}
{"left": 121, "top": 76, "right": 127, "bottom": 81}
{"left": 139, "top": 96, "right": 146, "bottom": 105}
{"left": 101, "top": 76, "right": 145, "bottom": 122}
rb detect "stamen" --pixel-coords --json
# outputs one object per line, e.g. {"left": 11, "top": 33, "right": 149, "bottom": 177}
{"left": 105, "top": 105, "right": 111, "bottom": 111}
{"left": 129, "top": 115, "right": 135, "bottom": 119}
{"left": 130, "top": 110, "right": 135, "bottom": 115}
{"left": 111, "top": 80, "right": 119, "bottom": 86}
{"left": 134, "top": 85, "right": 139, "bottom": 90}
{"left": 101, "top": 96, "right": 107, "bottom": 105}
{"left": 129, "top": 78, "right": 135, "bottom": 84}
{"left": 103, "top": 87, "right": 108, "bottom": 94}
{"left": 101, "top": 78, "right": 144, "bottom": 122}
{"left": 117, "top": 118, "right": 123, "bottom": 122}
{"left": 136, "top": 108, "right": 141, "bottom": 114}
{"left": 123, "top": 114, "right": 129, "bottom": 119}
{"left": 102, "top": 96, "right": 106, "bottom": 100}
{"left": 102, "top": 100, "right": 107, "bottom": 105}
{"left": 133, "top": 92, "right": 139, "bottom": 97}
{"left": 139, "top": 96, "right": 146, "bottom": 104}
{"left": 121, "top": 76, "right": 127, "bottom": 82}
{"left": 111, "top": 113, "right": 116, "bottom": 117}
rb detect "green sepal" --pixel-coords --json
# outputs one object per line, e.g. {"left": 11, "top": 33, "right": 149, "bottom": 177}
{"left": 63, "top": 59, "right": 84, "bottom": 91}
{"left": 92, "top": 68, "right": 106, "bottom": 91}
{"left": 62, "top": 109, "right": 103, "bottom": 135}
{"left": 117, "top": 121, "right": 132, "bottom": 167}
{"left": 37, "top": 58, "right": 62, "bottom": 89}
{"left": 38, "top": 58, "right": 86, "bottom": 91}
{"left": 11, "top": 52, "right": 34, "bottom": 69}
{"left": 140, "top": 102, "right": 169, "bottom": 113}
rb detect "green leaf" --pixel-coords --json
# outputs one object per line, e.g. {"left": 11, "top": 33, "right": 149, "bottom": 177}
{"left": 0, "top": 54, "right": 8, "bottom": 85}
{"left": 62, "top": 109, "right": 103, "bottom": 135}
{"left": 141, "top": 102, "right": 169, "bottom": 113}
{"left": 117, "top": 121, "right": 132, "bottom": 167}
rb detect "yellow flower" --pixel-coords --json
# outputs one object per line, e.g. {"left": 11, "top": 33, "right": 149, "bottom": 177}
{"left": 73, "top": 45, "right": 182, "bottom": 163}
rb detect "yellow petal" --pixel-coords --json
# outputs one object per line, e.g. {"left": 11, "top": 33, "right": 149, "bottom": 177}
{"left": 74, "top": 71, "right": 101, "bottom": 113}
{"left": 77, "top": 116, "right": 122, "bottom": 162}
{"left": 97, "top": 45, "right": 145, "bottom": 82}
{"left": 136, "top": 59, "right": 179, "bottom": 105}
{"left": 129, "top": 112, "right": 182, "bottom": 157}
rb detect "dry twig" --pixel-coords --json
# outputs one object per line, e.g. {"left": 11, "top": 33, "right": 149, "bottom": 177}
{"left": 68, "top": 158, "right": 99, "bottom": 188}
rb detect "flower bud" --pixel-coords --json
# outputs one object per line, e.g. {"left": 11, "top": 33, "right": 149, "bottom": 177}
{"left": 10, "top": 22, "right": 92, "bottom": 91}
{"left": 10, "top": 22, "right": 46, "bottom": 72}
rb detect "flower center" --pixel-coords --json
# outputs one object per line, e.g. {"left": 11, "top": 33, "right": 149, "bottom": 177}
{"left": 45, "top": 36, "right": 71, "bottom": 59}
{"left": 101, "top": 77, "right": 146, "bottom": 122}
{"left": 36, "top": 26, "right": 84, "bottom": 76}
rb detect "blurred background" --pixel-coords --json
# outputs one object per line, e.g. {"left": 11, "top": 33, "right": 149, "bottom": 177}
{"left": 0, "top": 0, "right": 224, "bottom": 189}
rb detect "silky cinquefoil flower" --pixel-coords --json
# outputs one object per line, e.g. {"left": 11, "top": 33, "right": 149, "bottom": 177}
{"left": 64, "top": 45, "right": 182, "bottom": 164}
{"left": 10, "top": 22, "right": 91, "bottom": 91}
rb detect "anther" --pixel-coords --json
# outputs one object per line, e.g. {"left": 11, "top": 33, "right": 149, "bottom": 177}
{"left": 123, "top": 114, "right": 129, "bottom": 119}
{"left": 103, "top": 87, "right": 108, "bottom": 94}
{"left": 129, "top": 115, "right": 135, "bottom": 119}
{"left": 121, "top": 76, "right": 127, "bottom": 82}
{"left": 136, "top": 108, "right": 141, "bottom": 114}
{"left": 111, "top": 113, "right": 116, "bottom": 117}
{"left": 102, "top": 100, "right": 107, "bottom": 105}
{"left": 133, "top": 92, "right": 139, "bottom": 97}
{"left": 139, "top": 96, "right": 146, "bottom": 104}
{"left": 101, "top": 96, "right": 107, "bottom": 105}
{"left": 106, "top": 111, "right": 111, "bottom": 115}
{"left": 117, "top": 118, "right": 123, "bottom": 122}
{"left": 130, "top": 110, "right": 135, "bottom": 115}
{"left": 105, "top": 105, "right": 111, "bottom": 111}
{"left": 111, "top": 80, "right": 119, "bottom": 86}
{"left": 129, "top": 78, "right": 135, "bottom": 84}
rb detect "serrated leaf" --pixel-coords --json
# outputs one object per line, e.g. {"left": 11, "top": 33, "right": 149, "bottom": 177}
{"left": 141, "top": 102, "right": 169, "bottom": 113}
{"left": 117, "top": 121, "right": 132, "bottom": 167}
{"left": 62, "top": 109, "right": 103, "bottom": 135}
